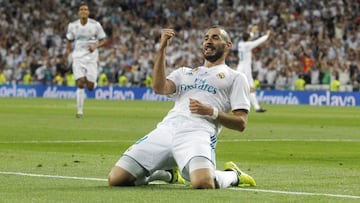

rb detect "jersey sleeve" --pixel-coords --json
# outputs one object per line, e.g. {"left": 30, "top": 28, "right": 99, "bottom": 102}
{"left": 230, "top": 72, "right": 251, "bottom": 112}
{"left": 166, "top": 68, "right": 182, "bottom": 88}
{"left": 96, "top": 22, "right": 107, "bottom": 40}
{"left": 166, "top": 67, "right": 193, "bottom": 97}
{"left": 66, "top": 23, "right": 74, "bottom": 41}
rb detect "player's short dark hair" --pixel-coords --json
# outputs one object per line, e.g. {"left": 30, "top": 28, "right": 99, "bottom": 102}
{"left": 79, "top": 1, "right": 88, "bottom": 8}
{"left": 242, "top": 33, "right": 250, "bottom": 41}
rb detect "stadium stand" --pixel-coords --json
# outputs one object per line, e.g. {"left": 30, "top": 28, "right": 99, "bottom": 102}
{"left": 0, "top": 0, "right": 359, "bottom": 91}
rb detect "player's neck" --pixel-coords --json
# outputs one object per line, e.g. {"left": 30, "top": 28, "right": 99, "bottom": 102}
{"left": 80, "top": 18, "right": 88, "bottom": 25}
{"left": 204, "top": 60, "right": 225, "bottom": 68}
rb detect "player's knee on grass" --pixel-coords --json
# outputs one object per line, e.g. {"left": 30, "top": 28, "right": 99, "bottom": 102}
{"left": 108, "top": 166, "right": 136, "bottom": 186}
{"left": 109, "top": 156, "right": 149, "bottom": 186}
{"left": 190, "top": 168, "right": 216, "bottom": 189}
{"left": 188, "top": 156, "right": 216, "bottom": 189}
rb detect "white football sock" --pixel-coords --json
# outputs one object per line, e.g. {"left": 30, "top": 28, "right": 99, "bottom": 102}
{"left": 214, "top": 170, "right": 238, "bottom": 188}
{"left": 250, "top": 92, "right": 261, "bottom": 110}
{"left": 76, "top": 88, "right": 85, "bottom": 114}
{"left": 147, "top": 170, "right": 172, "bottom": 182}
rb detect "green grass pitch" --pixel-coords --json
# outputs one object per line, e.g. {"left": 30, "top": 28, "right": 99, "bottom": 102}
{"left": 0, "top": 97, "right": 359, "bottom": 203}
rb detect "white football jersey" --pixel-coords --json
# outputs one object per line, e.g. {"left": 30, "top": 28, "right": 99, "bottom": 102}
{"left": 66, "top": 18, "right": 106, "bottom": 61}
{"left": 161, "top": 64, "right": 250, "bottom": 134}
{"left": 236, "top": 35, "right": 269, "bottom": 74}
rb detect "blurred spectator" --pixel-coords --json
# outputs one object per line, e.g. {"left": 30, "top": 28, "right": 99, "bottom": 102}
{"left": 22, "top": 69, "right": 32, "bottom": 85}
{"left": 337, "top": 60, "right": 351, "bottom": 85}
{"left": 265, "top": 58, "right": 277, "bottom": 89}
{"left": 353, "top": 67, "right": 360, "bottom": 91}
{"left": 330, "top": 71, "right": 340, "bottom": 91}
{"left": 132, "top": 65, "right": 142, "bottom": 87}
{"left": 53, "top": 72, "right": 64, "bottom": 86}
{"left": 294, "top": 74, "right": 306, "bottom": 90}
{"left": 118, "top": 71, "right": 128, "bottom": 87}
{"left": 310, "top": 63, "right": 321, "bottom": 85}
{"left": 98, "top": 70, "right": 109, "bottom": 87}
{"left": 65, "top": 70, "right": 76, "bottom": 87}
{"left": 275, "top": 71, "right": 288, "bottom": 90}
{"left": 320, "top": 60, "right": 331, "bottom": 85}
{"left": 0, "top": 69, "right": 7, "bottom": 84}
{"left": 13, "top": 63, "right": 25, "bottom": 84}
{"left": 34, "top": 61, "right": 49, "bottom": 85}
{"left": 44, "top": 61, "right": 54, "bottom": 85}
{"left": 144, "top": 74, "right": 152, "bottom": 88}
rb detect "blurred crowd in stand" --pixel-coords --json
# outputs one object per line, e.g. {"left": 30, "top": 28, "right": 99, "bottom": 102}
{"left": 0, "top": 0, "right": 359, "bottom": 91}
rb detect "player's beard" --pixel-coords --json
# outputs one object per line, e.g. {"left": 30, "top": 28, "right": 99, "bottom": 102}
{"left": 203, "top": 44, "right": 225, "bottom": 63}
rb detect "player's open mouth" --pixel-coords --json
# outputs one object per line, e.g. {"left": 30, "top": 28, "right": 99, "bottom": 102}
{"left": 204, "top": 46, "right": 215, "bottom": 55}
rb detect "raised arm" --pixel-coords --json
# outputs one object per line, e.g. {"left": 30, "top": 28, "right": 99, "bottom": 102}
{"left": 247, "top": 30, "right": 271, "bottom": 49}
{"left": 152, "top": 29, "right": 176, "bottom": 95}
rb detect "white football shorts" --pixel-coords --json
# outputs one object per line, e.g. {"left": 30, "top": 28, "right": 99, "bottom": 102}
{"left": 245, "top": 73, "right": 254, "bottom": 88}
{"left": 72, "top": 59, "right": 98, "bottom": 83}
{"left": 118, "top": 120, "right": 217, "bottom": 180}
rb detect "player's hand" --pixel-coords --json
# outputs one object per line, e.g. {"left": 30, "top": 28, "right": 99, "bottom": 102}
{"left": 88, "top": 44, "right": 97, "bottom": 52}
{"left": 266, "top": 30, "right": 271, "bottom": 36}
{"left": 189, "top": 98, "right": 212, "bottom": 116}
{"left": 159, "top": 29, "right": 175, "bottom": 49}
{"left": 251, "top": 25, "right": 259, "bottom": 34}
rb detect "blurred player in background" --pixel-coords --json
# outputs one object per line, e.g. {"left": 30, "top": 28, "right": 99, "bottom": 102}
{"left": 237, "top": 25, "right": 271, "bottom": 113}
{"left": 65, "top": 2, "right": 106, "bottom": 118}
{"left": 108, "top": 26, "right": 256, "bottom": 189}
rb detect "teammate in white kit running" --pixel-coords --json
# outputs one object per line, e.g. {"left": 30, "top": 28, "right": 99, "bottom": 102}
{"left": 237, "top": 25, "right": 271, "bottom": 113}
{"left": 65, "top": 2, "right": 106, "bottom": 118}
{"left": 108, "top": 26, "right": 256, "bottom": 189}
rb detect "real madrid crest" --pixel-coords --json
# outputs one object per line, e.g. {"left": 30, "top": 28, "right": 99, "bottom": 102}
{"left": 216, "top": 72, "right": 225, "bottom": 79}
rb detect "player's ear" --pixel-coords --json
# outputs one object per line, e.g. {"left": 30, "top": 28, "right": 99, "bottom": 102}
{"left": 226, "top": 41, "right": 232, "bottom": 50}
{"left": 225, "top": 41, "right": 232, "bottom": 57}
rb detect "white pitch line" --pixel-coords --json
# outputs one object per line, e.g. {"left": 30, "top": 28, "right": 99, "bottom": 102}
{"left": 229, "top": 187, "right": 360, "bottom": 199}
{"left": 0, "top": 171, "right": 107, "bottom": 181}
{"left": 1, "top": 171, "right": 359, "bottom": 199}
{"left": 0, "top": 139, "right": 360, "bottom": 144}
{"left": 220, "top": 139, "right": 360, "bottom": 142}
{"left": 0, "top": 140, "right": 133, "bottom": 144}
